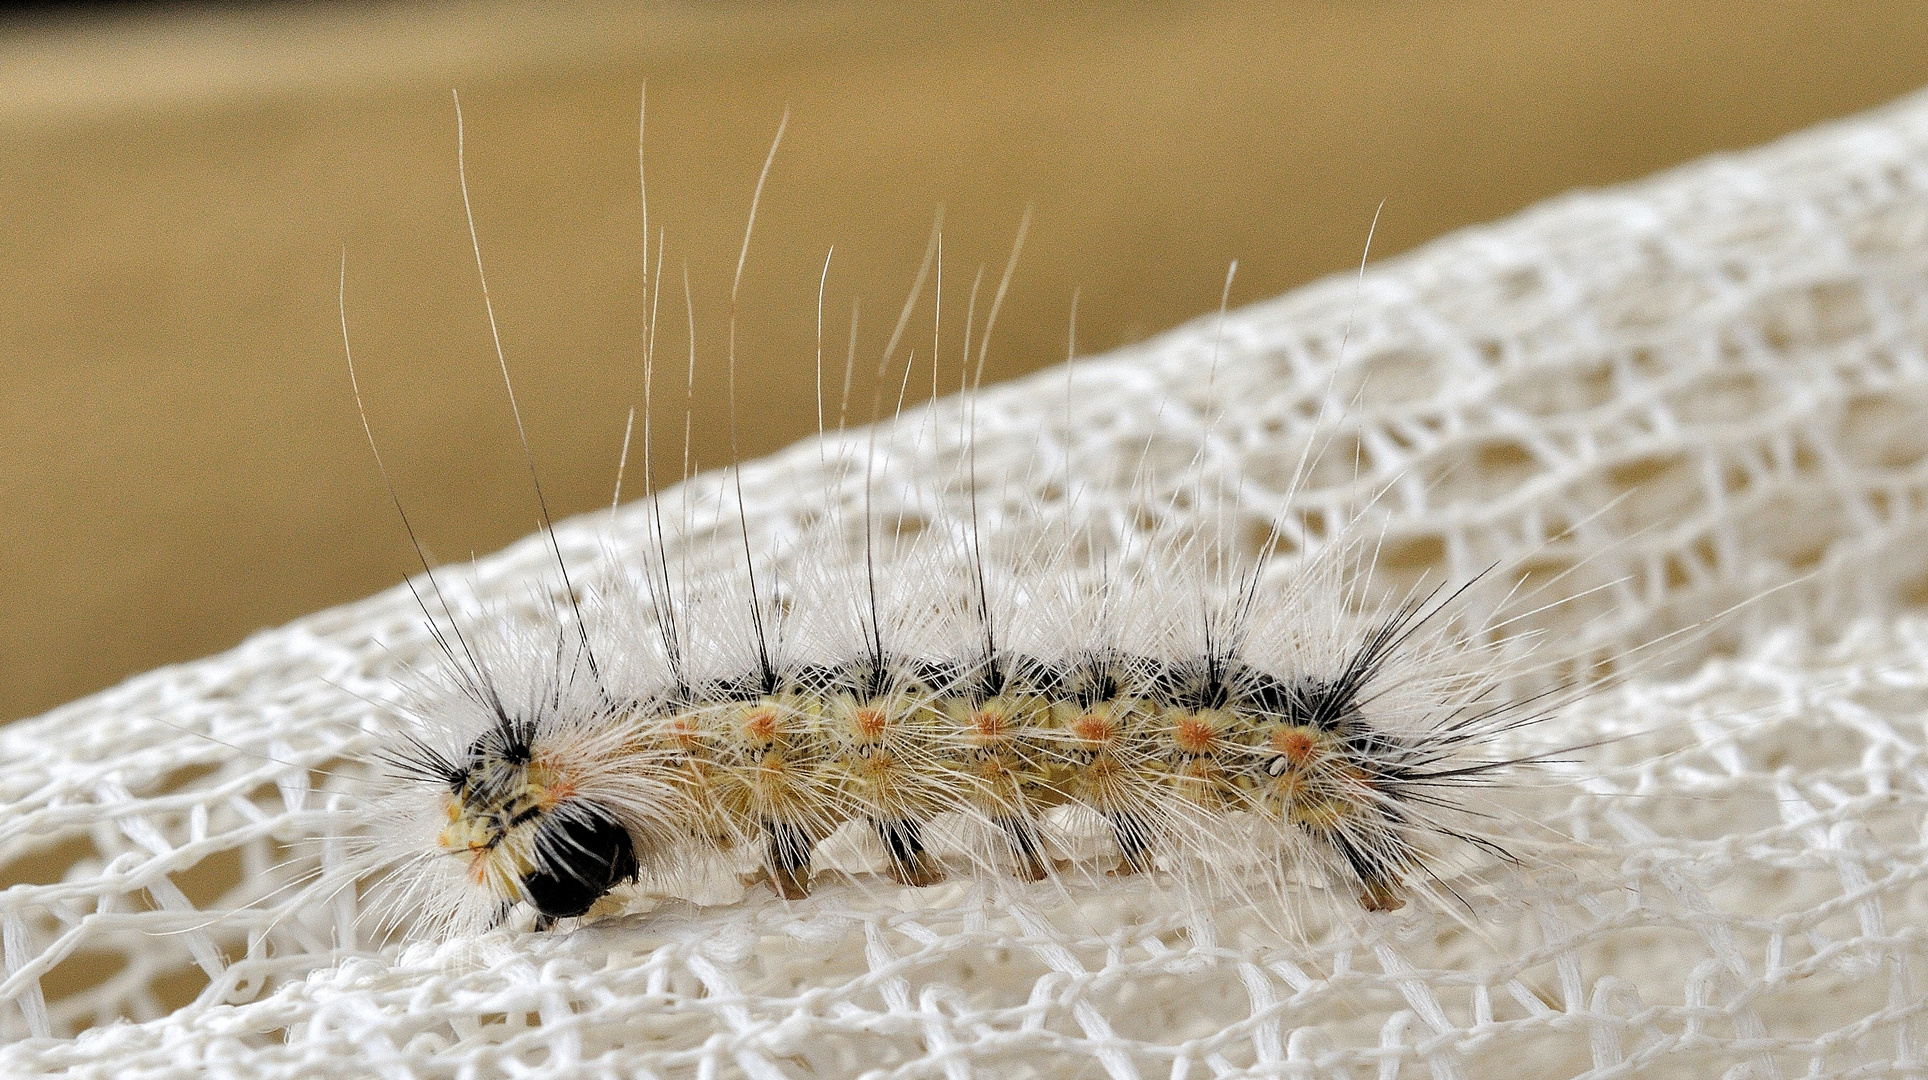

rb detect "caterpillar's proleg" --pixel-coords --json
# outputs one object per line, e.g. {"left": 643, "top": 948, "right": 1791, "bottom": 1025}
{"left": 763, "top": 820, "right": 817, "bottom": 900}
{"left": 1107, "top": 812, "right": 1157, "bottom": 876}
{"left": 995, "top": 816, "right": 1050, "bottom": 882}
{"left": 1318, "top": 823, "right": 1411, "bottom": 913}
{"left": 874, "top": 817, "right": 942, "bottom": 887}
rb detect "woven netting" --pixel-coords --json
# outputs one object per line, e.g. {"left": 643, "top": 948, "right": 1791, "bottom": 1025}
{"left": 7, "top": 87, "right": 1928, "bottom": 1079}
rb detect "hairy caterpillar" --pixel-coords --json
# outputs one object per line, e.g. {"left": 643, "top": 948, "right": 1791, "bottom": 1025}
{"left": 344, "top": 96, "right": 1610, "bottom": 943}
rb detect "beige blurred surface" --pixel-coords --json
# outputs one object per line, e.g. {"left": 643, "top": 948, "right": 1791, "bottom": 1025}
{"left": 1, "top": 0, "right": 1925, "bottom": 722}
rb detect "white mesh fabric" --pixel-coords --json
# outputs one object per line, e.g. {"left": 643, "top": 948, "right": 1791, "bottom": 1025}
{"left": 6, "top": 87, "right": 1928, "bottom": 1078}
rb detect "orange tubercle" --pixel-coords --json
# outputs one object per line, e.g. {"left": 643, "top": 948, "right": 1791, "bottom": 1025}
{"left": 971, "top": 708, "right": 1009, "bottom": 741}
{"left": 1071, "top": 713, "right": 1116, "bottom": 745}
{"left": 743, "top": 707, "right": 779, "bottom": 742}
{"left": 1172, "top": 714, "right": 1218, "bottom": 754}
{"left": 854, "top": 706, "right": 888, "bottom": 739}
{"left": 1271, "top": 727, "right": 1318, "bottom": 767}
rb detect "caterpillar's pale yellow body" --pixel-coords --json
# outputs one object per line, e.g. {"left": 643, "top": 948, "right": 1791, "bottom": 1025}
{"left": 379, "top": 554, "right": 1506, "bottom": 940}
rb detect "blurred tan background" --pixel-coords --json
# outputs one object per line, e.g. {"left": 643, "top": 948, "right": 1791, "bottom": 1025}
{"left": 2, "top": 0, "right": 1926, "bottom": 723}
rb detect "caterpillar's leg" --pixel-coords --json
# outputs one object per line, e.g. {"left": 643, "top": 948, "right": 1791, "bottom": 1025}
{"left": 766, "top": 820, "right": 817, "bottom": 900}
{"left": 874, "top": 818, "right": 944, "bottom": 887}
{"left": 531, "top": 913, "right": 557, "bottom": 933}
{"left": 1314, "top": 823, "right": 1408, "bottom": 912}
{"left": 996, "top": 815, "right": 1049, "bottom": 881}
{"left": 1108, "top": 811, "right": 1155, "bottom": 876}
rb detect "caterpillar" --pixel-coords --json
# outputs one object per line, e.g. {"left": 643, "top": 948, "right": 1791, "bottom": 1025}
{"left": 343, "top": 96, "right": 1605, "bottom": 943}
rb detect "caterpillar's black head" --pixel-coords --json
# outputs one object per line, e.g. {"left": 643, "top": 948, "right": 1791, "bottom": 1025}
{"left": 523, "top": 806, "right": 641, "bottom": 921}
{"left": 433, "top": 724, "right": 643, "bottom": 931}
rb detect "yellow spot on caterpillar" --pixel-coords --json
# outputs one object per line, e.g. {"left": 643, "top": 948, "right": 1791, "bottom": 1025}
{"left": 434, "top": 754, "right": 576, "bottom": 907}
{"left": 438, "top": 794, "right": 491, "bottom": 854}
{"left": 1082, "top": 754, "right": 1123, "bottom": 785}
{"left": 1289, "top": 796, "right": 1347, "bottom": 831}
{"left": 667, "top": 716, "right": 701, "bottom": 748}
